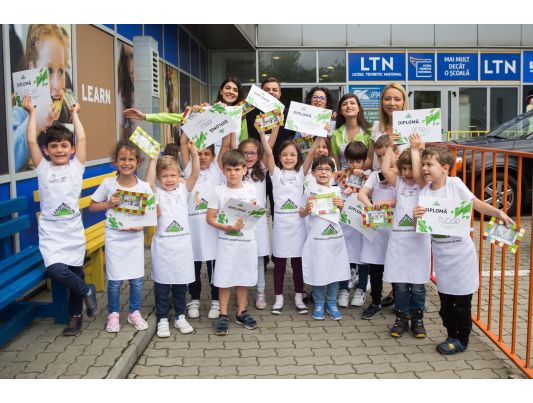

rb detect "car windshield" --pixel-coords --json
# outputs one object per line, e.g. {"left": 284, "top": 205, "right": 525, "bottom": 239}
{"left": 487, "top": 111, "right": 533, "bottom": 139}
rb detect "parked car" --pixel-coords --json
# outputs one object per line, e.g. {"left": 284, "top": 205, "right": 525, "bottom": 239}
{"left": 450, "top": 110, "right": 533, "bottom": 216}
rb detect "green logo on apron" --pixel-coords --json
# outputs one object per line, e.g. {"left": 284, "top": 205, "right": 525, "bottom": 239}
{"left": 398, "top": 214, "right": 414, "bottom": 227}
{"left": 225, "top": 230, "right": 243, "bottom": 237}
{"left": 195, "top": 198, "right": 209, "bottom": 211}
{"left": 321, "top": 224, "right": 338, "bottom": 236}
{"left": 53, "top": 203, "right": 75, "bottom": 217}
{"left": 165, "top": 220, "right": 184, "bottom": 233}
{"left": 281, "top": 199, "right": 297, "bottom": 210}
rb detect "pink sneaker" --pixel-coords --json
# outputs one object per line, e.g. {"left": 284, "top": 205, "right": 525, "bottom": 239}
{"left": 127, "top": 311, "right": 148, "bottom": 330}
{"left": 106, "top": 312, "right": 120, "bottom": 333}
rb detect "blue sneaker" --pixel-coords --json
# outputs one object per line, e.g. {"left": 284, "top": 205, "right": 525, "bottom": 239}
{"left": 326, "top": 303, "right": 342, "bottom": 320}
{"left": 312, "top": 304, "right": 325, "bottom": 320}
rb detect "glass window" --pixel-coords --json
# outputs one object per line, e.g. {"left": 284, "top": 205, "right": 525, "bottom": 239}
{"left": 490, "top": 87, "right": 517, "bottom": 129}
{"left": 200, "top": 84, "right": 208, "bottom": 104}
{"left": 318, "top": 50, "right": 345, "bottom": 83}
{"left": 178, "top": 26, "right": 190, "bottom": 73}
{"left": 179, "top": 73, "right": 191, "bottom": 110}
{"left": 163, "top": 24, "right": 178, "bottom": 66}
{"left": 191, "top": 40, "right": 200, "bottom": 79}
{"left": 200, "top": 47, "right": 207, "bottom": 83}
{"left": 459, "top": 88, "right": 487, "bottom": 131}
{"left": 210, "top": 51, "right": 256, "bottom": 87}
{"left": 259, "top": 51, "right": 316, "bottom": 83}
{"left": 143, "top": 25, "right": 163, "bottom": 55}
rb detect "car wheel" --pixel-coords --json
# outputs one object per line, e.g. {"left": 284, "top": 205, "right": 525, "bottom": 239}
{"left": 476, "top": 171, "right": 518, "bottom": 217}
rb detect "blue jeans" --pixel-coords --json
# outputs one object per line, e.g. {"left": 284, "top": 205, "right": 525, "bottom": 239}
{"left": 312, "top": 282, "right": 339, "bottom": 306}
{"left": 154, "top": 282, "right": 187, "bottom": 321}
{"left": 393, "top": 283, "right": 426, "bottom": 314}
{"left": 107, "top": 277, "right": 144, "bottom": 314}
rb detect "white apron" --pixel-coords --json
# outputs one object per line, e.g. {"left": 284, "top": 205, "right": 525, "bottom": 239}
{"left": 420, "top": 177, "right": 478, "bottom": 295}
{"left": 244, "top": 171, "right": 271, "bottom": 257}
{"left": 37, "top": 158, "right": 85, "bottom": 267}
{"left": 360, "top": 171, "right": 396, "bottom": 265}
{"left": 98, "top": 177, "right": 149, "bottom": 281}
{"left": 302, "top": 187, "right": 350, "bottom": 286}
{"left": 384, "top": 177, "right": 431, "bottom": 284}
{"left": 212, "top": 183, "right": 258, "bottom": 288}
{"left": 151, "top": 186, "right": 195, "bottom": 284}
{"left": 186, "top": 161, "right": 221, "bottom": 262}
{"left": 272, "top": 167, "right": 306, "bottom": 258}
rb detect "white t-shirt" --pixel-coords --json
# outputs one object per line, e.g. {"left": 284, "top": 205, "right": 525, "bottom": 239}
{"left": 419, "top": 176, "right": 478, "bottom": 295}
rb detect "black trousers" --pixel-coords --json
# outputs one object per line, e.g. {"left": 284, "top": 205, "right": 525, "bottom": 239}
{"left": 438, "top": 292, "right": 473, "bottom": 346}
{"left": 188, "top": 261, "right": 218, "bottom": 301}
{"left": 369, "top": 264, "right": 384, "bottom": 306}
{"left": 154, "top": 282, "right": 187, "bottom": 321}
{"left": 46, "top": 263, "right": 88, "bottom": 316}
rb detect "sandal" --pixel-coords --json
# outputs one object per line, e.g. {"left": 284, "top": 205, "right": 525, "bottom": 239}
{"left": 214, "top": 316, "right": 229, "bottom": 336}
{"left": 436, "top": 337, "right": 467, "bottom": 355}
{"left": 236, "top": 311, "right": 257, "bottom": 330}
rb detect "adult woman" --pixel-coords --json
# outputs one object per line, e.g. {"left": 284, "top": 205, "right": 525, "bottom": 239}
{"left": 330, "top": 94, "right": 372, "bottom": 170}
{"left": 367, "top": 82, "right": 408, "bottom": 169}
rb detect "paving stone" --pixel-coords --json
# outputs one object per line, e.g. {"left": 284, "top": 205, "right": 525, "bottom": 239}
{"left": 277, "top": 347, "right": 313, "bottom": 357}
{"left": 54, "top": 345, "right": 87, "bottom": 365}
{"left": 84, "top": 338, "right": 111, "bottom": 355}
{"left": 64, "top": 355, "right": 98, "bottom": 376}
{"left": 347, "top": 346, "right": 384, "bottom": 356}
{"left": 23, "top": 352, "right": 58, "bottom": 373}
{"left": 327, "top": 339, "right": 364, "bottom": 348}
{"left": 238, "top": 365, "right": 276, "bottom": 376}
{"left": 416, "top": 370, "right": 460, "bottom": 379}
{"left": 160, "top": 366, "right": 199, "bottom": 376}
{"left": 377, "top": 371, "right": 418, "bottom": 379}
{"left": 37, "top": 363, "right": 70, "bottom": 378}
{"left": 277, "top": 365, "right": 316, "bottom": 376}
{"left": 188, "top": 341, "right": 225, "bottom": 350}
{"left": 315, "top": 364, "right": 355, "bottom": 375}
{"left": 332, "top": 355, "right": 372, "bottom": 365}
{"left": 169, "top": 348, "right": 205, "bottom": 358}
{"left": 94, "top": 348, "right": 123, "bottom": 366}
{"left": 369, "top": 353, "right": 408, "bottom": 364}
{"left": 0, "top": 362, "right": 28, "bottom": 378}
{"left": 312, "top": 347, "right": 348, "bottom": 357}
{"left": 240, "top": 348, "right": 277, "bottom": 358}
{"left": 295, "top": 356, "right": 334, "bottom": 366}
{"left": 391, "top": 361, "right": 433, "bottom": 373}
{"left": 465, "top": 359, "right": 510, "bottom": 370}
{"left": 277, "top": 333, "right": 311, "bottom": 341}
{"left": 12, "top": 342, "right": 50, "bottom": 362}
{"left": 354, "top": 363, "right": 394, "bottom": 374}
{"left": 82, "top": 366, "right": 110, "bottom": 379}
{"left": 182, "top": 357, "right": 219, "bottom": 367}
{"left": 336, "top": 373, "right": 377, "bottom": 379}
{"left": 15, "top": 372, "right": 39, "bottom": 379}
{"left": 258, "top": 356, "right": 296, "bottom": 366}
{"left": 198, "top": 365, "right": 237, "bottom": 377}
{"left": 204, "top": 349, "right": 240, "bottom": 358}
{"left": 145, "top": 357, "right": 184, "bottom": 367}
{"left": 259, "top": 340, "right": 294, "bottom": 349}
{"left": 224, "top": 341, "right": 260, "bottom": 350}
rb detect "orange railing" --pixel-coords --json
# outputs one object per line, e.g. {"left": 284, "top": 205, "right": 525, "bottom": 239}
{"left": 445, "top": 143, "right": 533, "bottom": 378}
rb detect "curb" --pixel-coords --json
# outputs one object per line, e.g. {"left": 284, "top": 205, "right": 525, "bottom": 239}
{"left": 106, "top": 311, "right": 157, "bottom": 379}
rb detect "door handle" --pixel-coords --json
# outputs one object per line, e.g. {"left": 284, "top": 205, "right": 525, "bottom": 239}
{"left": 408, "top": 91, "right": 413, "bottom": 97}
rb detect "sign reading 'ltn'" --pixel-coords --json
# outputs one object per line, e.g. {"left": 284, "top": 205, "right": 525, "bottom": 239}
{"left": 348, "top": 53, "right": 406, "bottom": 81}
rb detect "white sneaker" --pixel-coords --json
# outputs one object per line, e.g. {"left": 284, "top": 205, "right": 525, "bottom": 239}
{"left": 337, "top": 289, "right": 349, "bottom": 308}
{"left": 174, "top": 314, "right": 194, "bottom": 334}
{"left": 208, "top": 300, "right": 220, "bottom": 319}
{"left": 157, "top": 318, "right": 171, "bottom": 338}
{"left": 186, "top": 300, "right": 200, "bottom": 319}
{"left": 351, "top": 288, "right": 366, "bottom": 307}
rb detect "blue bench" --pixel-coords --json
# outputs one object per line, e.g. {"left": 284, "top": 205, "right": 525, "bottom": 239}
{"left": 0, "top": 197, "right": 68, "bottom": 348}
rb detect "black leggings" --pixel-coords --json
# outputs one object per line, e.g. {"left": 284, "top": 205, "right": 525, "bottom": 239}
{"left": 188, "top": 261, "right": 218, "bottom": 301}
{"left": 46, "top": 263, "right": 88, "bottom": 316}
{"left": 438, "top": 292, "right": 473, "bottom": 346}
{"left": 369, "top": 264, "right": 384, "bottom": 306}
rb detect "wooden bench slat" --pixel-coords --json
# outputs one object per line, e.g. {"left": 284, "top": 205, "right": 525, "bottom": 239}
{"left": 0, "top": 197, "right": 27, "bottom": 218}
{"left": 0, "top": 247, "right": 40, "bottom": 273}
{"left": 0, "top": 251, "right": 45, "bottom": 289}
{"left": 0, "top": 216, "right": 30, "bottom": 241}
{"left": 0, "top": 269, "right": 46, "bottom": 311}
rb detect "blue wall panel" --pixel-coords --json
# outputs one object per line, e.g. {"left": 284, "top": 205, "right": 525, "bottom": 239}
{"left": 163, "top": 24, "right": 178, "bottom": 66}
{"left": 0, "top": 183, "right": 9, "bottom": 202}
{"left": 178, "top": 26, "right": 190, "bottom": 73}
{"left": 117, "top": 24, "right": 142, "bottom": 41}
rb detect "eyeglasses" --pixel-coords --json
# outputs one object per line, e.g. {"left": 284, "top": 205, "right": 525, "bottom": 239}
{"left": 314, "top": 167, "right": 332, "bottom": 173}
{"left": 243, "top": 151, "right": 258, "bottom": 157}
{"left": 312, "top": 95, "right": 327, "bottom": 101}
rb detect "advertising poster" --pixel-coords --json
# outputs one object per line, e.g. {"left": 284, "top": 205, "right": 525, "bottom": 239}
{"left": 117, "top": 41, "right": 134, "bottom": 140}
{"left": 348, "top": 85, "right": 384, "bottom": 123}
{"left": 76, "top": 24, "right": 116, "bottom": 161}
{"left": 0, "top": 28, "right": 7, "bottom": 175}
{"left": 163, "top": 64, "right": 180, "bottom": 145}
{"left": 10, "top": 24, "right": 73, "bottom": 172}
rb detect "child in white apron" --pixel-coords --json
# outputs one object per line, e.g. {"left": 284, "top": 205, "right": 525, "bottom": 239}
{"left": 258, "top": 127, "right": 317, "bottom": 315}
{"left": 414, "top": 145, "right": 512, "bottom": 355}
{"left": 206, "top": 150, "right": 259, "bottom": 336}
{"left": 23, "top": 96, "right": 97, "bottom": 337}
{"left": 381, "top": 137, "right": 431, "bottom": 338}
{"left": 184, "top": 144, "right": 225, "bottom": 320}
{"left": 358, "top": 135, "right": 398, "bottom": 320}
{"left": 146, "top": 142, "right": 199, "bottom": 338}
{"left": 336, "top": 141, "right": 372, "bottom": 308}
{"left": 90, "top": 140, "right": 153, "bottom": 333}
{"left": 301, "top": 156, "right": 351, "bottom": 321}
{"left": 238, "top": 138, "right": 271, "bottom": 311}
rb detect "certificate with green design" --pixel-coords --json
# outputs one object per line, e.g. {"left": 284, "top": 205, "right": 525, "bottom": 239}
{"left": 285, "top": 101, "right": 333, "bottom": 138}
{"left": 130, "top": 126, "right": 160, "bottom": 158}
{"left": 416, "top": 196, "right": 472, "bottom": 237}
{"left": 181, "top": 109, "right": 237, "bottom": 150}
{"left": 392, "top": 108, "right": 442, "bottom": 145}
{"left": 246, "top": 85, "right": 285, "bottom": 113}
{"left": 218, "top": 198, "right": 268, "bottom": 231}
{"left": 106, "top": 192, "right": 157, "bottom": 229}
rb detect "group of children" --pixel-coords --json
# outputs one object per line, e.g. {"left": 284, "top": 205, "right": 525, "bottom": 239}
{"left": 26, "top": 80, "right": 513, "bottom": 357}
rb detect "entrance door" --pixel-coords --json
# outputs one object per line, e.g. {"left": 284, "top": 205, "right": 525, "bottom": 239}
{"left": 408, "top": 86, "right": 458, "bottom": 140}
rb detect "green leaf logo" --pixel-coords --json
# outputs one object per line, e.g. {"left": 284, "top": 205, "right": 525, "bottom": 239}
{"left": 165, "top": 220, "right": 184, "bottom": 233}
{"left": 416, "top": 219, "right": 432, "bottom": 233}
{"left": 423, "top": 109, "right": 441, "bottom": 126}
{"left": 35, "top": 68, "right": 48, "bottom": 87}
{"left": 195, "top": 131, "right": 207, "bottom": 150}
{"left": 453, "top": 200, "right": 472, "bottom": 219}
{"left": 340, "top": 211, "right": 350, "bottom": 225}
{"left": 285, "top": 117, "right": 296, "bottom": 130}
{"left": 321, "top": 224, "right": 338, "bottom": 237}
{"left": 108, "top": 214, "right": 123, "bottom": 230}
{"left": 249, "top": 208, "right": 268, "bottom": 217}
{"left": 398, "top": 214, "right": 414, "bottom": 227}
{"left": 225, "top": 230, "right": 243, "bottom": 237}
{"left": 217, "top": 212, "right": 228, "bottom": 224}
{"left": 195, "top": 198, "right": 209, "bottom": 211}
{"left": 281, "top": 199, "right": 297, "bottom": 210}
{"left": 53, "top": 203, "right": 75, "bottom": 217}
